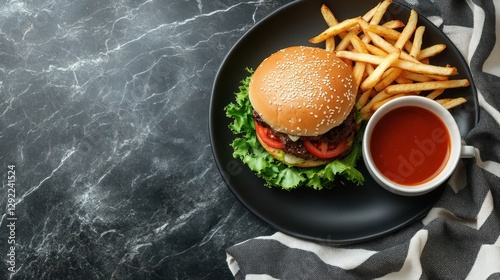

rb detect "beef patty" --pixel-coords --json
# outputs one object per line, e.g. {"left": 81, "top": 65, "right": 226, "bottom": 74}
{"left": 253, "top": 108, "right": 357, "bottom": 160}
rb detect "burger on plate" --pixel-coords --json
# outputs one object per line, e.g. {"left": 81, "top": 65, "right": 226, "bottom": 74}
{"left": 248, "top": 46, "right": 359, "bottom": 168}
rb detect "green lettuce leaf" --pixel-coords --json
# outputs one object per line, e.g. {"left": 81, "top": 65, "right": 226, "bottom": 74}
{"left": 225, "top": 68, "right": 365, "bottom": 190}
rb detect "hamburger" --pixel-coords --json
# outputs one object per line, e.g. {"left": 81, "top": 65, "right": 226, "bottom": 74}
{"left": 248, "top": 46, "right": 358, "bottom": 168}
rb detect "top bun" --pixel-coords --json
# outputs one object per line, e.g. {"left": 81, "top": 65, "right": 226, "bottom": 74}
{"left": 249, "top": 46, "right": 356, "bottom": 136}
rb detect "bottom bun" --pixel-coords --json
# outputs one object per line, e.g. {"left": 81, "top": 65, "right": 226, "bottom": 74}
{"left": 256, "top": 134, "right": 332, "bottom": 168}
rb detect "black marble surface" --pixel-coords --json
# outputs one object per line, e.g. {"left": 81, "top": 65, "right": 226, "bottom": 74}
{"left": 0, "top": 0, "right": 297, "bottom": 279}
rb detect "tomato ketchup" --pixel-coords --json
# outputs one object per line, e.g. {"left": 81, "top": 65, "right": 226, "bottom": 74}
{"left": 370, "top": 106, "right": 451, "bottom": 186}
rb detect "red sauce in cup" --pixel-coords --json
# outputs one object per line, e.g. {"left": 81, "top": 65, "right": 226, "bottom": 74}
{"left": 370, "top": 106, "right": 451, "bottom": 186}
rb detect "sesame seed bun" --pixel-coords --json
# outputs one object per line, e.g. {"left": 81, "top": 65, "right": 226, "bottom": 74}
{"left": 249, "top": 46, "right": 356, "bottom": 137}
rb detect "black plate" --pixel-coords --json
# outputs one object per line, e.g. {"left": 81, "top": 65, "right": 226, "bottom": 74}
{"left": 209, "top": 0, "right": 478, "bottom": 244}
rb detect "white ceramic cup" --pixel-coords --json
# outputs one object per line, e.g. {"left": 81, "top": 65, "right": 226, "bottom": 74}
{"left": 362, "top": 95, "right": 475, "bottom": 196}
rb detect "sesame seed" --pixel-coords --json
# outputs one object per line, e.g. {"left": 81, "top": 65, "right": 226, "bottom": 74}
{"left": 252, "top": 46, "right": 356, "bottom": 136}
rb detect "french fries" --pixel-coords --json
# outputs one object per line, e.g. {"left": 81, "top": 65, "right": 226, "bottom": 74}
{"left": 311, "top": 0, "right": 471, "bottom": 119}
{"left": 335, "top": 51, "right": 458, "bottom": 76}
{"left": 361, "top": 50, "right": 400, "bottom": 92}
{"left": 384, "top": 79, "right": 470, "bottom": 95}
{"left": 439, "top": 97, "right": 468, "bottom": 109}
{"left": 309, "top": 17, "right": 361, "bottom": 44}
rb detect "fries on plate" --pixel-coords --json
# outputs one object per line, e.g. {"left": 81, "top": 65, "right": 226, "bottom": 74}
{"left": 312, "top": 0, "right": 471, "bottom": 119}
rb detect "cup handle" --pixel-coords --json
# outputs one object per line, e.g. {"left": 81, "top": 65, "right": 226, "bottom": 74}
{"left": 460, "top": 145, "right": 476, "bottom": 158}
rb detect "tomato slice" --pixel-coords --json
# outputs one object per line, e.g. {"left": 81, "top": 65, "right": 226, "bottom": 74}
{"left": 254, "top": 120, "right": 285, "bottom": 149}
{"left": 303, "top": 139, "right": 348, "bottom": 159}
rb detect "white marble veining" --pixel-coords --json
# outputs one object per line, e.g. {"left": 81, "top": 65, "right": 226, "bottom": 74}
{"left": 0, "top": 0, "right": 287, "bottom": 278}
